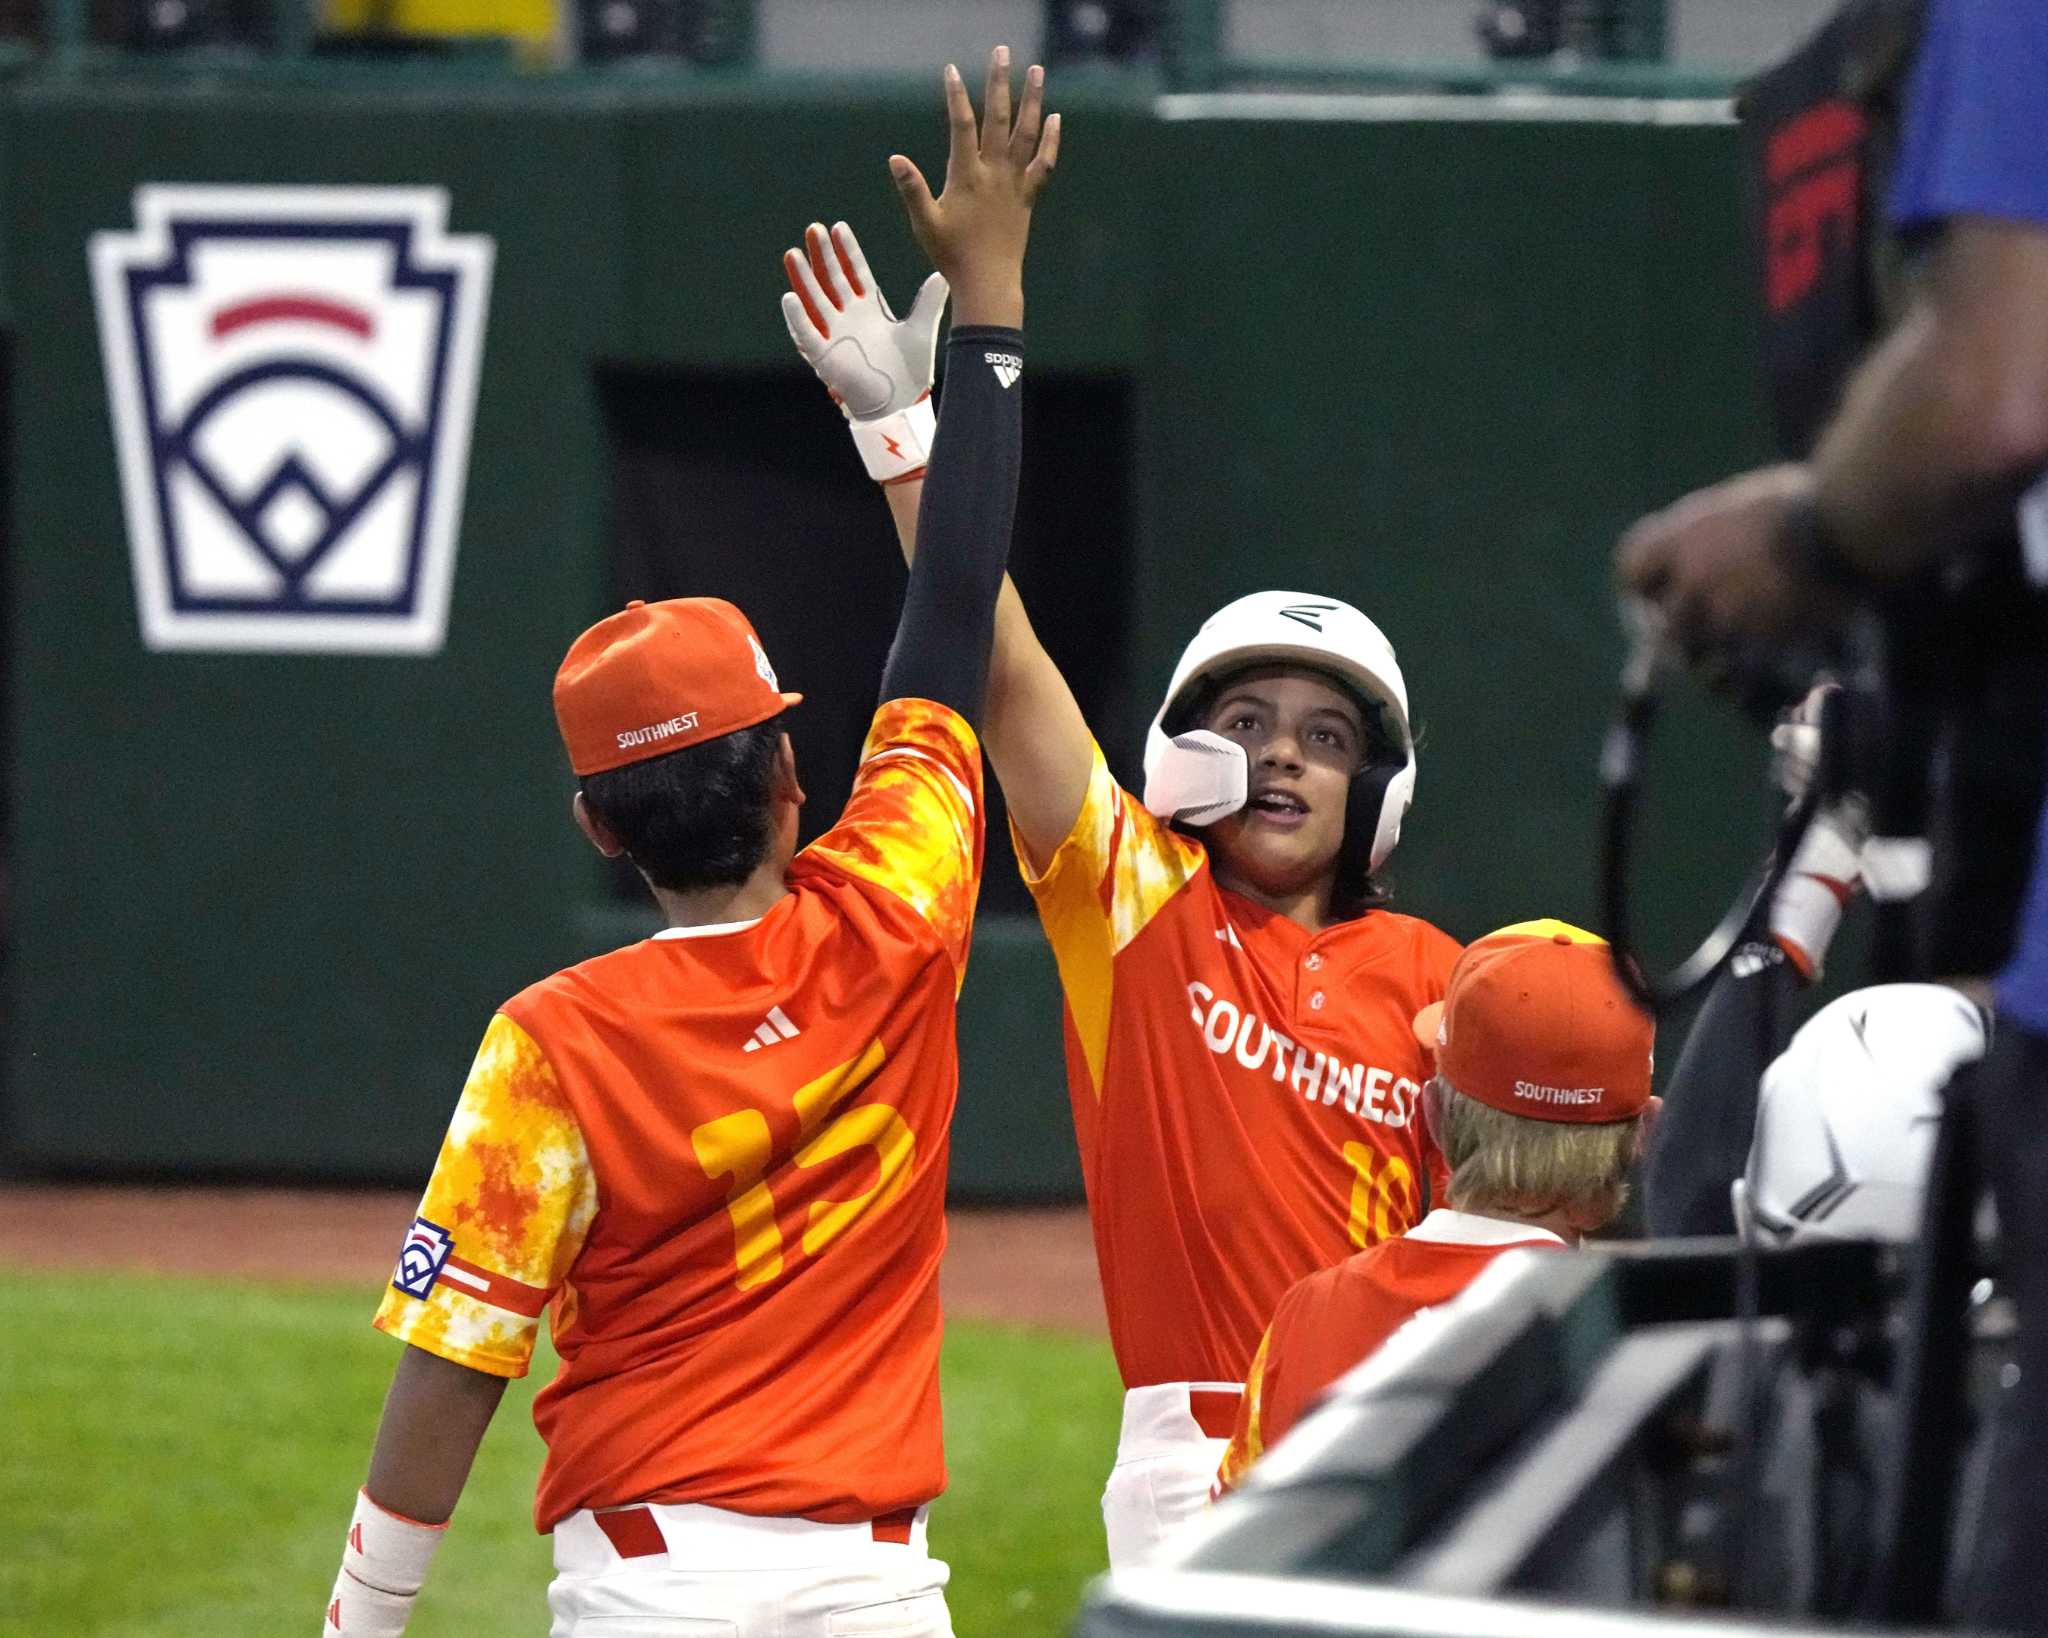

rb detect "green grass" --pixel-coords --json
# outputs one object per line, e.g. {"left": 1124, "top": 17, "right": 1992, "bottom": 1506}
{"left": 1, "top": 1271, "right": 1122, "bottom": 1636}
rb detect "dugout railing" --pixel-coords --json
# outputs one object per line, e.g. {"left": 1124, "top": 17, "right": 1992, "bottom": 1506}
{"left": 1075, "top": 1240, "right": 1989, "bottom": 1636}
{"left": 1078, "top": 1573, "right": 1950, "bottom": 1638}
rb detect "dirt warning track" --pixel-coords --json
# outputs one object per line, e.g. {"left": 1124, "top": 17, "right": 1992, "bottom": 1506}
{"left": 0, "top": 1185, "right": 1107, "bottom": 1335}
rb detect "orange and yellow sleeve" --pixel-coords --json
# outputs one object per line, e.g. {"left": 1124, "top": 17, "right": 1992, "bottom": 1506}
{"left": 1215, "top": 1326, "right": 1275, "bottom": 1497}
{"left": 802, "top": 698, "right": 986, "bottom": 977}
{"left": 373, "top": 1013, "right": 597, "bottom": 1378}
{"left": 1011, "top": 740, "right": 1205, "bottom": 1096}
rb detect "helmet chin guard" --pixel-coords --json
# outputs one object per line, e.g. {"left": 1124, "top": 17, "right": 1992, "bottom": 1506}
{"left": 1140, "top": 590, "right": 1416, "bottom": 875}
{"left": 1141, "top": 725, "right": 1248, "bottom": 827}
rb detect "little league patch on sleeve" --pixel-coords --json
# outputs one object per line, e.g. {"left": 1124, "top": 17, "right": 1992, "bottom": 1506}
{"left": 392, "top": 1216, "right": 456, "bottom": 1300}
{"left": 89, "top": 185, "right": 493, "bottom": 655}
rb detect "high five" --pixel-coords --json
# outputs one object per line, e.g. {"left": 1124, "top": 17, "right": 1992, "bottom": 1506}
{"left": 784, "top": 104, "right": 1459, "bottom": 1561}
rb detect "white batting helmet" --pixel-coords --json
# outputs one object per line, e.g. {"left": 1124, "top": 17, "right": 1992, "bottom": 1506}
{"left": 1140, "top": 591, "right": 1416, "bottom": 874}
{"left": 1734, "top": 983, "right": 1988, "bottom": 1247}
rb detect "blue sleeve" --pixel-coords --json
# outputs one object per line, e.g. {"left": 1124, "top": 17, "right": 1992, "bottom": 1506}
{"left": 1997, "top": 798, "right": 2048, "bottom": 1034}
{"left": 1889, "top": 0, "right": 2048, "bottom": 234}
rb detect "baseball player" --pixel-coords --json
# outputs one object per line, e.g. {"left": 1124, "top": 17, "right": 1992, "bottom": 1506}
{"left": 321, "top": 56, "right": 1057, "bottom": 1638}
{"left": 1214, "top": 920, "right": 1658, "bottom": 1494}
{"left": 783, "top": 210, "right": 1460, "bottom": 1564}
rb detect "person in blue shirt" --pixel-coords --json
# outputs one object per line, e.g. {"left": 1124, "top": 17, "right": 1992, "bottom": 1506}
{"left": 1619, "top": 0, "right": 2048, "bottom": 663}
{"left": 1619, "top": 3, "right": 2048, "bottom": 1627}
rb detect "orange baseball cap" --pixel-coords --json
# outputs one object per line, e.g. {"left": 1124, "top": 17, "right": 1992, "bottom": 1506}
{"left": 553, "top": 597, "right": 803, "bottom": 776}
{"left": 1412, "top": 919, "right": 1654, "bottom": 1124}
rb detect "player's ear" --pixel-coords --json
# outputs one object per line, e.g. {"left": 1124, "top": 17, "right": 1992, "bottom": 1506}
{"left": 572, "top": 791, "right": 627, "bottom": 859}
{"left": 1631, "top": 1096, "right": 1663, "bottom": 1165}
{"left": 1420, "top": 1076, "right": 1445, "bottom": 1152}
{"left": 774, "top": 732, "right": 806, "bottom": 809}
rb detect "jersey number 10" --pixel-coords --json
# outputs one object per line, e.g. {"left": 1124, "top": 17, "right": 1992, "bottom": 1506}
{"left": 1343, "top": 1142, "right": 1417, "bottom": 1250}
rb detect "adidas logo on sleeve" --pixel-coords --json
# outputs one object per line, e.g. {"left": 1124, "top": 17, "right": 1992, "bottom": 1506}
{"left": 984, "top": 352, "right": 1022, "bottom": 389}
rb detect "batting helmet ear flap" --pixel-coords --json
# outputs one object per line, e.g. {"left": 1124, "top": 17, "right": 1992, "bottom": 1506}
{"left": 1351, "top": 758, "right": 1416, "bottom": 875}
{"left": 1329, "top": 761, "right": 1410, "bottom": 913}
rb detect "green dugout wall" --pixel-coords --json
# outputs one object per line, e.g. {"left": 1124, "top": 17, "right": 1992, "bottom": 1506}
{"left": 0, "top": 75, "right": 1773, "bottom": 1197}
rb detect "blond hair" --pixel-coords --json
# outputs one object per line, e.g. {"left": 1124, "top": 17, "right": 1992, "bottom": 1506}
{"left": 1425, "top": 1075, "right": 1643, "bottom": 1230}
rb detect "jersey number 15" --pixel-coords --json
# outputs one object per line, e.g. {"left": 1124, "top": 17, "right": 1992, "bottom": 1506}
{"left": 689, "top": 1039, "right": 911, "bottom": 1291}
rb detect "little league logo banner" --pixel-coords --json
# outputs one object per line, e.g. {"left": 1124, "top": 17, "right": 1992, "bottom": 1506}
{"left": 90, "top": 186, "right": 494, "bottom": 654}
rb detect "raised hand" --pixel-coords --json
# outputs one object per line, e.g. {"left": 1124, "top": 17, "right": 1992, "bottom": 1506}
{"left": 782, "top": 221, "right": 947, "bottom": 422}
{"left": 888, "top": 47, "right": 1060, "bottom": 329}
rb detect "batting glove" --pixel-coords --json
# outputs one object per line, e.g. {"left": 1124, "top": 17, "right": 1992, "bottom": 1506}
{"left": 1767, "top": 680, "right": 1838, "bottom": 809}
{"left": 781, "top": 220, "right": 948, "bottom": 485}
{"left": 1767, "top": 686, "right": 1867, "bottom": 981}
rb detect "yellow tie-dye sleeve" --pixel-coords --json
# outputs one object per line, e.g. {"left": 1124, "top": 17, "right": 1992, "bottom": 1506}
{"left": 800, "top": 698, "right": 986, "bottom": 976}
{"left": 1010, "top": 740, "right": 1206, "bottom": 1097}
{"left": 1214, "top": 1326, "right": 1273, "bottom": 1497}
{"left": 373, "top": 1013, "right": 597, "bottom": 1379}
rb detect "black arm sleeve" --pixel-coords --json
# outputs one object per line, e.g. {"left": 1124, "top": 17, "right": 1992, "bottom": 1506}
{"left": 876, "top": 325, "right": 1024, "bottom": 726}
{"left": 1644, "top": 939, "right": 1809, "bottom": 1238}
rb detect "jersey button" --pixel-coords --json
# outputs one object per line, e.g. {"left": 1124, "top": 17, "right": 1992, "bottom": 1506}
{"left": 1310, "top": 990, "right": 1326, "bottom": 1010}
{"left": 1305, "top": 953, "right": 1324, "bottom": 971}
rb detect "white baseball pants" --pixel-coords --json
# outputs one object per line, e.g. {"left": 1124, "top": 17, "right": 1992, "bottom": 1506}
{"left": 547, "top": 1502, "right": 951, "bottom": 1638}
{"left": 1101, "top": 1381, "right": 1242, "bottom": 1569}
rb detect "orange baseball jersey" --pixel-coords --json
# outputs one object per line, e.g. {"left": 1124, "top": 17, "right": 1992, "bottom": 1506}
{"left": 374, "top": 697, "right": 984, "bottom": 1532}
{"left": 1019, "top": 741, "right": 1462, "bottom": 1389}
{"left": 1214, "top": 1211, "right": 1565, "bottom": 1493}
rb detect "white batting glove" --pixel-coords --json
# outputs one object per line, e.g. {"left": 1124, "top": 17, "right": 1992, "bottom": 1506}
{"left": 781, "top": 220, "right": 948, "bottom": 485}
{"left": 1770, "top": 794, "right": 1869, "bottom": 981}
{"left": 1766, "top": 686, "right": 1867, "bottom": 980}
{"left": 1767, "top": 682, "right": 1833, "bottom": 807}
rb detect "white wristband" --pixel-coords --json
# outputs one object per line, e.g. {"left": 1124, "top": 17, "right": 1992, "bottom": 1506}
{"left": 848, "top": 394, "right": 936, "bottom": 485}
{"left": 322, "top": 1489, "right": 447, "bottom": 1635}
{"left": 1770, "top": 806, "right": 1864, "bottom": 980}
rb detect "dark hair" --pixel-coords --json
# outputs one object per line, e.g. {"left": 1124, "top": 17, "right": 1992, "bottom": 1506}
{"left": 1164, "top": 666, "right": 1397, "bottom": 920}
{"left": 579, "top": 716, "right": 785, "bottom": 894}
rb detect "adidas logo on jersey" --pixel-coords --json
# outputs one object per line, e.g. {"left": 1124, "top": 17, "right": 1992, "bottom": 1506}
{"left": 742, "top": 1004, "right": 801, "bottom": 1053}
{"left": 984, "top": 351, "right": 1022, "bottom": 388}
